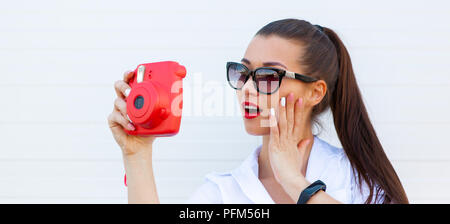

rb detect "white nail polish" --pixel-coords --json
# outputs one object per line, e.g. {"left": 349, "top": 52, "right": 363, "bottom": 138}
{"left": 126, "top": 114, "right": 132, "bottom": 122}
{"left": 270, "top": 108, "right": 275, "bottom": 116}
{"left": 124, "top": 88, "right": 131, "bottom": 97}
{"left": 280, "top": 97, "right": 286, "bottom": 107}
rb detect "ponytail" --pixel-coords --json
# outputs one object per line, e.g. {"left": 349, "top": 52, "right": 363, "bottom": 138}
{"left": 324, "top": 28, "right": 409, "bottom": 204}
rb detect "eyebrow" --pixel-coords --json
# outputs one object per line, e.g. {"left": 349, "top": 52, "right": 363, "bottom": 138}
{"left": 241, "top": 58, "right": 287, "bottom": 69}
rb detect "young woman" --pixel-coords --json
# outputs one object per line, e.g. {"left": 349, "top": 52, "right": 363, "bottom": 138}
{"left": 107, "top": 19, "right": 409, "bottom": 204}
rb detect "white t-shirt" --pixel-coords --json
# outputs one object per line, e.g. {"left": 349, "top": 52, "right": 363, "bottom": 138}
{"left": 186, "top": 135, "right": 383, "bottom": 204}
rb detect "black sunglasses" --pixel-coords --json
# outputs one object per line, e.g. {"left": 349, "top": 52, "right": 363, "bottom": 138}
{"left": 226, "top": 62, "right": 318, "bottom": 95}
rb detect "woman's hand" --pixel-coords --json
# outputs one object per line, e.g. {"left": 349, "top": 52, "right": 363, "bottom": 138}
{"left": 107, "top": 70, "right": 156, "bottom": 159}
{"left": 107, "top": 70, "right": 160, "bottom": 203}
{"left": 268, "top": 92, "right": 312, "bottom": 201}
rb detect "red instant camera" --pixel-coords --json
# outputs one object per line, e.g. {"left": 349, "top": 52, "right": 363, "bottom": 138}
{"left": 124, "top": 61, "right": 186, "bottom": 136}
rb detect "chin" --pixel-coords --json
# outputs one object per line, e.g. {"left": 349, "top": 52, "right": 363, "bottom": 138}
{"left": 243, "top": 118, "right": 270, "bottom": 136}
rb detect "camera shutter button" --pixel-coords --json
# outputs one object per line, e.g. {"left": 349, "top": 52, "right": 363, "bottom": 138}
{"left": 175, "top": 65, "right": 186, "bottom": 78}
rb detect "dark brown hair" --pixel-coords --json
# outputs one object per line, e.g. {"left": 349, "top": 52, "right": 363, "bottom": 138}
{"left": 256, "top": 19, "right": 408, "bottom": 204}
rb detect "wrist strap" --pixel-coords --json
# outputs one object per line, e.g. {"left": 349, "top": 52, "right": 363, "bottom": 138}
{"left": 297, "top": 180, "right": 326, "bottom": 204}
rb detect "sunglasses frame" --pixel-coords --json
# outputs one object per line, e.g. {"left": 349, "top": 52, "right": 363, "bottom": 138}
{"left": 226, "top": 62, "right": 318, "bottom": 95}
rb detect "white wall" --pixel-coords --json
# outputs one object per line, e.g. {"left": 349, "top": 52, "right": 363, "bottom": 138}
{"left": 1, "top": 0, "right": 449, "bottom": 203}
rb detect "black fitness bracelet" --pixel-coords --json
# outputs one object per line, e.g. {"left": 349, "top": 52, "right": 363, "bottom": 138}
{"left": 297, "top": 180, "right": 327, "bottom": 204}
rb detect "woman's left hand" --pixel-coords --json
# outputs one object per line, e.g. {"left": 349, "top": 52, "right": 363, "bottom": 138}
{"left": 268, "top": 92, "right": 312, "bottom": 201}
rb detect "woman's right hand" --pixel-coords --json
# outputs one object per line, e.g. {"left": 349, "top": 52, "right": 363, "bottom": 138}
{"left": 107, "top": 70, "right": 156, "bottom": 159}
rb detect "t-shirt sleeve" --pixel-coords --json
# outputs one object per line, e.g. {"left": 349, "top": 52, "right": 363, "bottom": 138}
{"left": 184, "top": 179, "right": 223, "bottom": 204}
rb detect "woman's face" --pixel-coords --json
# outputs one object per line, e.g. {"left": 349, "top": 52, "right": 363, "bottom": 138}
{"left": 236, "top": 35, "right": 317, "bottom": 135}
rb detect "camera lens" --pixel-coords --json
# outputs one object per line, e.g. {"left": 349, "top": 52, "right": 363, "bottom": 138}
{"left": 134, "top": 95, "right": 144, "bottom": 109}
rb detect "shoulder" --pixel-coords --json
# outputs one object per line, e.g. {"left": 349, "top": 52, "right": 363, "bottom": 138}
{"left": 186, "top": 170, "right": 251, "bottom": 204}
{"left": 312, "top": 137, "right": 384, "bottom": 204}
{"left": 185, "top": 171, "right": 229, "bottom": 204}
{"left": 186, "top": 145, "right": 262, "bottom": 204}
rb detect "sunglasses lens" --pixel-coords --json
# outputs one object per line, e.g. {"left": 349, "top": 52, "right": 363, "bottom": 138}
{"left": 255, "top": 69, "right": 280, "bottom": 94}
{"left": 227, "top": 63, "right": 248, "bottom": 89}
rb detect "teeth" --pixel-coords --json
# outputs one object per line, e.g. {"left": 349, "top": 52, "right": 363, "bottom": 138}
{"left": 244, "top": 105, "right": 258, "bottom": 110}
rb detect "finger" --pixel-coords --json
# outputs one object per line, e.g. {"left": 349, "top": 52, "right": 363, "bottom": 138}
{"left": 278, "top": 96, "right": 287, "bottom": 138}
{"left": 114, "top": 97, "right": 128, "bottom": 119}
{"left": 114, "top": 80, "right": 131, "bottom": 99}
{"left": 286, "top": 92, "right": 295, "bottom": 134}
{"left": 123, "top": 70, "right": 135, "bottom": 83}
{"left": 293, "top": 97, "right": 305, "bottom": 137}
{"left": 269, "top": 108, "right": 280, "bottom": 149}
{"left": 108, "top": 109, "right": 135, "bottom": 131}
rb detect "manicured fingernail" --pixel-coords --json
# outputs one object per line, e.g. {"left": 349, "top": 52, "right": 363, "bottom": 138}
{"left": 288, "top": 93, "right": 294, "bottom": 101}
{"left": 126, "top": 114, "right": 132, "bottom": 122}
{"left": 127, "top": 123, "right": 135, "bottom": 131}
{"left": 270, "top": 108, "right": 275, "bottom": 116}
{"left": 280, "top": 97, "right": 286, "bottom": 107}
{"left": 124, "top": 88, "right": 131, "bottom": 97}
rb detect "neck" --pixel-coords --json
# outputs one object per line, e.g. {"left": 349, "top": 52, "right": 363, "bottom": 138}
{"left": 258, "top": 127, "right": 315, "bottom": 180}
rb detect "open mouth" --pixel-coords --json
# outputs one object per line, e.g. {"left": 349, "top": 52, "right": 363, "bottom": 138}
{"left": 243, "top": 102, "right": 261, "bottom": 119}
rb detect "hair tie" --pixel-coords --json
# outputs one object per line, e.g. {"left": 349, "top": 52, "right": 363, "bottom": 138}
{"left": 314, "top": 24, "right": 324, "bottom": 32}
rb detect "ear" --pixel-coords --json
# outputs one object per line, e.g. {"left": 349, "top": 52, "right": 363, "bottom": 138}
{"left": 307, "top": 80, "right": 327, "bottom": 107}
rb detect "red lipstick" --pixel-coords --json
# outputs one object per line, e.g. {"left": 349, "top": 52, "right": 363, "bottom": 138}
{"left": 242, "top": 101, "right": 261, "bottom": 119}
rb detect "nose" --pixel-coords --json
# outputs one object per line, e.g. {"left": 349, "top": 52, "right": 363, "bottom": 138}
{"left": 241, "top": 76, "right": 259, "bottom": 98}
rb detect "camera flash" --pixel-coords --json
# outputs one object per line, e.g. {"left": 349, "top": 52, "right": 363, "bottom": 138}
{"left": 137, "top": 65, "right": 145, "bottom": 83}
